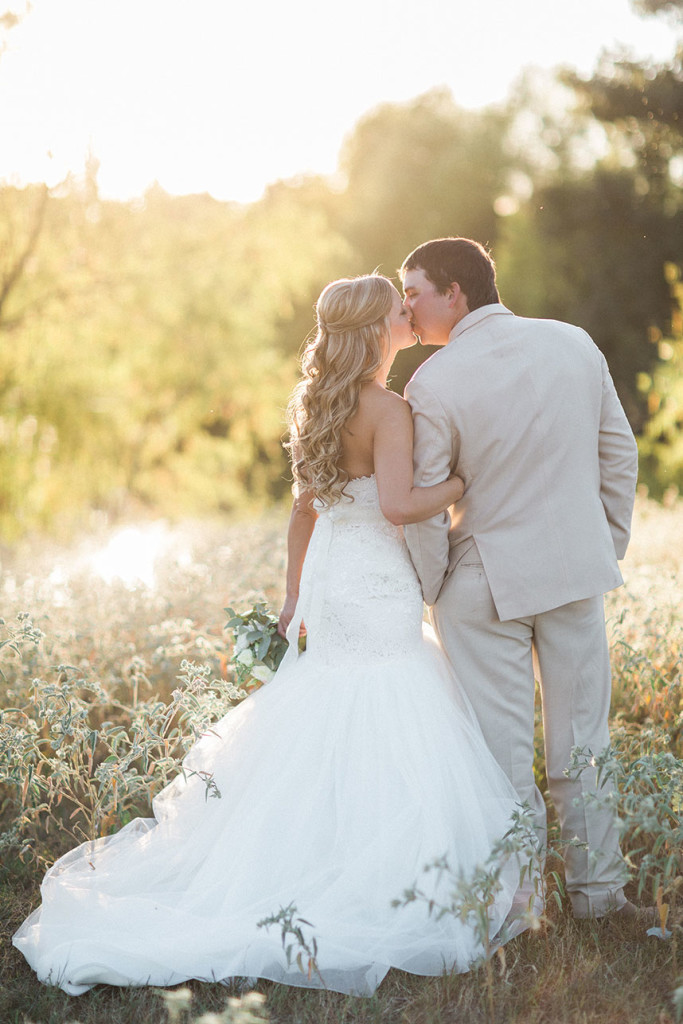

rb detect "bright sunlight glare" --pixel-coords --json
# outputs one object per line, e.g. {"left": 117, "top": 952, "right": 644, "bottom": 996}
{"left": 0, "top": 0, "right": 677, "bottom": 203}
{"left": 88, "top": 524, "right": 188, "bottom": 589}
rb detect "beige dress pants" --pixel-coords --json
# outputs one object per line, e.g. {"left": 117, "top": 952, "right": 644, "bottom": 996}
{"left": 431, "top": 547, "right": 628, "bottom": 917}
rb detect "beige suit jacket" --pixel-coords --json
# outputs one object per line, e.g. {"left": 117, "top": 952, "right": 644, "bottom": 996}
{"left": 404, "top": 304, "right": 639, "bottom": 618}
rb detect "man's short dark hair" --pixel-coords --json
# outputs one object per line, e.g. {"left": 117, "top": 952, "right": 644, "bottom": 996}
{"left": 401, "top": 237, "right": 500, "bottom": 311}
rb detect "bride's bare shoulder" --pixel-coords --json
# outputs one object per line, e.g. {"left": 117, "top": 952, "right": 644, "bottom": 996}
{"left": 359, "top": 383, "right": 410, "bottom": 420}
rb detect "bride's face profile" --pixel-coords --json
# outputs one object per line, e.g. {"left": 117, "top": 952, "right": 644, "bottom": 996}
{"left": 387, "top": 288, "right": 416, "bottom": 355}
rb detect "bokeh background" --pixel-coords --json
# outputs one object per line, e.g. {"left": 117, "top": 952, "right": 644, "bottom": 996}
{"left": 0, "top": 0, "right": 681, "bottom": 542}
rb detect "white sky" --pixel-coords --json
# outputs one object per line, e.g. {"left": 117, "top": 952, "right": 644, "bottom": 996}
{"left": 0, "top": 0, "right": 677, "bottom": 203}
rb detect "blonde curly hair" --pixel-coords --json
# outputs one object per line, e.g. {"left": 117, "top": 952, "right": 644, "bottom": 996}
{"left": 286, "top": 275, "right": 393, "bottom": 507}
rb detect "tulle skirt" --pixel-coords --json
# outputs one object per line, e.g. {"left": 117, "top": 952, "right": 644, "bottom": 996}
{"left": 14, "top": 631, "right": 522, "bottom": 996}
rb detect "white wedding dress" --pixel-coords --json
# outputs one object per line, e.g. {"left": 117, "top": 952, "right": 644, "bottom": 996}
{"left": 14, "top": 476, "right": 525, "bottom": 997}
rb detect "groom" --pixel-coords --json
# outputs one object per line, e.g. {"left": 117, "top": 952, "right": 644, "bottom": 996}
{"left": 401, "top": 237, "right": 639, "bottom": 918}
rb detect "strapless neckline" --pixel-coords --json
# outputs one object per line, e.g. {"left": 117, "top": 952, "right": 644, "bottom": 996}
{"left": 314, "top": 474, "right": 379, "bottom": 516}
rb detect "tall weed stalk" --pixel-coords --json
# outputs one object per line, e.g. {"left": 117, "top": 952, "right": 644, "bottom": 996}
{"left": 568, "top": 738, "right": 682, "bottom": 976}
{"left": 0, "top": 615, "right": 246, "bottom": 862}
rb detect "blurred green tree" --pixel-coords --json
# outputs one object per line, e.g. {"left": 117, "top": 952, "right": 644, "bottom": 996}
{"left": 338, "top": 88, "right": 511, "bottom": 277}
{"left": 630, "top": 0, "right": 682, "bottom": 19}
{"left": 496, "top": 169, "right": 682, "bottom": 427}
{"left": 0, "top": 170, "right": 355, "bottom": 537}
{"left": 637, "top": 262, "right": 683, "bottom": 496}
{"left": 497, "top": 1, "right": 683, "bottom": 431}
{"left": 3, "top": 3, "right": 683, "bottom": 539}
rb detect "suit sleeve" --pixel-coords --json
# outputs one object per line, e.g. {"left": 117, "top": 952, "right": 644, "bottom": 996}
{"left": 404, "top": 375, "right": 456, "bottom": 605}
{"left": 597, "top": 350, "right": 639, "bottom": 559}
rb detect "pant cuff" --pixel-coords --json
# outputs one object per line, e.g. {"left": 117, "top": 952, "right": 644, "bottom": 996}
{"left": 569, "top": 887, "right": 627, "bottom": 918}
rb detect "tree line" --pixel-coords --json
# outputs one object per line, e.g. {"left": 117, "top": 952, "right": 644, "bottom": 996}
{"left": 0, "top": 0, "right": 681, "bottom": 539}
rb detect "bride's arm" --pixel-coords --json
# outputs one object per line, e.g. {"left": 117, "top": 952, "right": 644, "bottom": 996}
{"left": 374, "top": 392, "right": 463, "bottom": 526}
{"left": 277, "top": 489, "right": 317, "bottom": 637}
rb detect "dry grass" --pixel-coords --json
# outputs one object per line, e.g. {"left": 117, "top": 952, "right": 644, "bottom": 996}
{"left": 0, "top": 495, "right": 681, "bottom": 1024}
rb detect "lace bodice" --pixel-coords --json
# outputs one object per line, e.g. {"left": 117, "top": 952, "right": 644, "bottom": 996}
{"left": 285, "top": 476, "right": 424, "bottom": 666}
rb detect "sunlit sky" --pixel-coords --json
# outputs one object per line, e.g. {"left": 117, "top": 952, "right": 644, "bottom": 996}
{"left": 0, "top": 0, "right": 677, "bottom": 203}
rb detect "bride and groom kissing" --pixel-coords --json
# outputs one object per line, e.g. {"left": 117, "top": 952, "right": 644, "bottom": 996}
{"left": 14, "top": 236, "right": 639, "bottom": 997}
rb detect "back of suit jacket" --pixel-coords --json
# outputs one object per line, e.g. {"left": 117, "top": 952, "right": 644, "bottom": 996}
{"left": 404, "top": 304, "right": 639, "bottom": 618}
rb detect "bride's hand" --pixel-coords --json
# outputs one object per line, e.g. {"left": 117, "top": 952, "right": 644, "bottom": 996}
{"left": 277, "top": 594, "right": 298, "bottom": 638}
{"left": 448, "top": 473, "right": 466, "bottom": 504}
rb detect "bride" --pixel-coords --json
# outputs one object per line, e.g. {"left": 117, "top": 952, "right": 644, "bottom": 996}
{"left": 14, "top": 274, "right": 527, "bottom": 998}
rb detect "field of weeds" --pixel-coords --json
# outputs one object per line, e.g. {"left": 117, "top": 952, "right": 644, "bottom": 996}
{"left": 0, "top": 496, "right": 681, "bottom": 1024}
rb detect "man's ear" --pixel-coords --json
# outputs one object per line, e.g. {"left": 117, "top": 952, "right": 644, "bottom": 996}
{"left": 447, "top": 282, "right": 462, "bottom": 306}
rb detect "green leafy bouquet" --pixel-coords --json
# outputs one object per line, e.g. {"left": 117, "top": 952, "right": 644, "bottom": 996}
{"left": 225, "top": 602, "right": 291, "bottom": 691}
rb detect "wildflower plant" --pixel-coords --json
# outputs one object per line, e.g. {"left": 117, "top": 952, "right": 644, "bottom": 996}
{"left": 0, "top": 622, "right": 246, "bottom": 861}
{"left": 257, "top": 902, "right": 323, "bottom": 987}
{"left": 392, "top": 803, "right": 552, "bottom": 1022}
{"left": 160, "top": 985, "right": 270, "bottom": 1023}
{"left": 568, "top": 740, "right": 682, "bottom": 971}
{"left": 0, "top": 502, "right": 680, "bottom": 1022}
{"left": 0, "top": 613, "right": 44, "bottom": 673}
